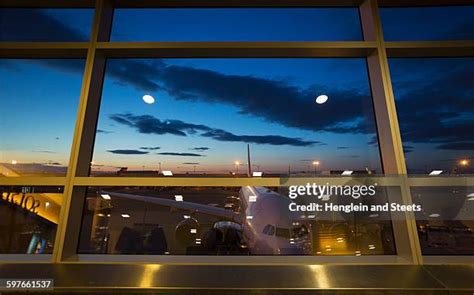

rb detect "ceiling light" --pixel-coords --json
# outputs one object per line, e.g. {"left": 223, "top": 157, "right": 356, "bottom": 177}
{"left": 121, "top": 214, "right": 130, "bottom": 218}
{"left": 249, "top": 195, "right": 257, "bottom": 202}
{"left": 369, "top": 213, "right": 379, "bottom": 218}
{"left": 429, "top": 213, "right": 440, "bottom": 218}
{"left": 429, "top": 170, "right": 443, "bottom": 176}
{"left": 183, "top": 215, "right": 191, "bottom": 219}
{"left": 101, "top": 194, "right": 111, "bottom": 200}
{"left": 162, "top": 170, "right": 173, "bottom": 176}
{"left": 175, "top": 195, "right": 183, "bottom": 202}
{"left": 246, "top": 215, "right": 253, "bottom": 220}
{"left": 315, "top": 94, "right": 329, "bottom": 104}
{"left": 467, "top": 193, "right": 474, "bottom": 198}
{"left": 252, "top": 171, "right": 263, "bottom": 177}
{"left": 341, "top": 170, "right": 353, "bottom": 176}
{"left": 190, "top": 228, "right": 197, "bottom": 234}
{"left": 142, "top": 94, "right": 155, "bottom": 104}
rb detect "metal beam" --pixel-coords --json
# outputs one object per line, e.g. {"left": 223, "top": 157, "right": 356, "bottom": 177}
{"left": 386, "top": 41, "right": 474, "bottom": 57}
{"left": 0, "top": 43, "right": 88, "bottom": 58}
{"left": 96, "top": 41, "right": 377, "bottom": 57}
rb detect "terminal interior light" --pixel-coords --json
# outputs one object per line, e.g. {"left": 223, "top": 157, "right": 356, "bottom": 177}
{"left": 315, "top": 94, "right": 329, "bottom": 104}
{"left": 142, "top": 94, "right": 155, "bottom": 104}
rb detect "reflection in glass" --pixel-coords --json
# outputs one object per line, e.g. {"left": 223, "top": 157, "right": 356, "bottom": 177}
{"left": 412, "top": 186, "right": 474, "bottom": 255}
{"left": 0, "top": 59, "right": 85, "bottom": 177}
{"left": 389, "top": 58, "right": 474, "bottom": 175}
{"left": 77, "top": 186, "right": 396, "bottom": 256}
{"left": 0, "top": 186, "right": 63, "bottom": 254}
{"left": 91, "top": 58, "right": 381, "bottom": 177}
{"left": 381, "top": 6, "right": 474, "bottom": 41}
{"left": 111, "top": 8, "right": 362, "bottom": 41}
{"left": 0, "top": 9, "right": 93, "bottom": 41}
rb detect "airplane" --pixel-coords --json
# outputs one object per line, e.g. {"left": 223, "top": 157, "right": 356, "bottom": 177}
{"left": 102, "top": 186, "right": 313, "bottom": 255}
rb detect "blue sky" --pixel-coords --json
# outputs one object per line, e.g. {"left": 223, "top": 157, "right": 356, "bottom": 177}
{"left": 0, "top": 7, "right": 473, "bottom": 175}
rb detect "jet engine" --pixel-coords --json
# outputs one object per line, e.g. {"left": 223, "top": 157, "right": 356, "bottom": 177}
{"left": 175, "top": 217, "right": 201, "bottom": 246}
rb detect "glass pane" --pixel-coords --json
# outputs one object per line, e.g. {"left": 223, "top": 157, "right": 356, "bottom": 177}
{"left": 111, "top": 8, "right": 362, "bottom": 41}
{"left": 0, "top": 59, "right": 85, "bottom": 177}
{"left": 78, "top": 186, "right": 396, "bottom": 255}
{"left": 0, "top": 186, "right": 63, "bottom": 254}
{"left": 389, "top": 58, "right": 474, "bottom": 175}
{"left": 381, "top": 6, "right": 474, "bottom": 41}
{"left": 90, "top": 58, "right": 381, "bottom": 177}
{"left": 412, "top": 186, "right": 474, "bottom": 255}
{"left": 0, "top": 9, "right": 93, "bottom": 41}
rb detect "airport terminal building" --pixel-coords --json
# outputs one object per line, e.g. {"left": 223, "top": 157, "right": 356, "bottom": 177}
{"left": 1, "top": 0, "right": 474, "bottom": 293}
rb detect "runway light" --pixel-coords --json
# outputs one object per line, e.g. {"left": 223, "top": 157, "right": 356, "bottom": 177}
{"left": 429, "top": 213, "right": 440, "bottom": 218}
{"left": 341, "top": 170, "right": 353, "bottom": 176}
{"left": 249, "top": 195, "right": 257, "bottom": 202}
{"left": 11, "top": 160, "right": 17, "bottom": 165}
{"left": 121, "top": 214, "right": 130, "bottom": 218}
{"left": 101, "top": 194, "right": 111, "bottom": 200}
{"left": 142, "top": 94, "right": 155, "bottom": 104}
{"left": 162, "top": 170, "right": 173, "bottom": 176}
{"left": 252, "top": 171, "right": 263, "bottom": 177}
{"left": 429, "top": 170, "right": 443, "bottom": 176}
{"left": 175, "top": 195, "right": 183, "bottom": 202}
{"left": 315, "top": 94, "right": 329, "bottom": 104}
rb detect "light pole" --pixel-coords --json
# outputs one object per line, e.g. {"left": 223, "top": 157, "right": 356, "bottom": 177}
{"left": 312, "top": 161, "right": 320, "bottom": 176}
{"left": 235, "top": 161, "right": 240, "bottom": 175}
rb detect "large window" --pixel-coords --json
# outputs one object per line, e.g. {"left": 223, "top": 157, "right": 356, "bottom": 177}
{"left": 111, "top": 8, "right": 362, "bottom": 41}
{"left": 77, "top": 186, "right": 396, "bottom": 256}
{"left": 0, "top": 186, "right": 63, "bottom": 254}
{"left": 389, "top": 58, "right": 474, "bottom": 175}
{"left": 0, "top": 59, "right": 85, "bottom": 177}
{"left": 90, "top": 58, "right": 381, "bottom": 177}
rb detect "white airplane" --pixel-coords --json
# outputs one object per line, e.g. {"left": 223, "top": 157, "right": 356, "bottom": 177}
{"left": 102, "top": 186, "right": 312, "bottom": 255}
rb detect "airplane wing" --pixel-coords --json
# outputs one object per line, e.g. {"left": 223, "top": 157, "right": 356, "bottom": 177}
{"left": 101, "top": 191, "right": 242, "bottom": 223}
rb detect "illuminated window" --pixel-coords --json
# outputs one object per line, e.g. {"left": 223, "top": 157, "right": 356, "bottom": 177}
{"left": 0, "top": 186, "right": 63, "bottom": 254}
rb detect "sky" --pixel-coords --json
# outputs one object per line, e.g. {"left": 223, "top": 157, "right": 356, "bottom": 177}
{"left": 0, "top": 7, "right": 473, "bottom": 175}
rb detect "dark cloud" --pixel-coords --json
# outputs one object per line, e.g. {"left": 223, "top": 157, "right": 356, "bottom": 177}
{"left": 108, "top": 149, "right": 149, "bottom": 155}
{"left": 436, "top": 142, "right": 474, "bottom": 151}
{"left": 110, "top": 113, "right": 318, "bottom": 147}
{"left": 139, "top": 146, "right": 161, "bottom": 150}
{"left": 0, "top": 9, "right": 88, "bottom": 41}
{"left": 191, "top": 147, "right": 210, "bottom": 151}
{"left": 391, "top": 59, "right": 474, "bottom": 151}
{"left": 337, "top": 146, "right": 349, "bottom": 149}
{"left": 97, "top": 129, "right": 114, "bottom": 134}
{"left": 158, "top": 152, "right": 204, "bottom": 157}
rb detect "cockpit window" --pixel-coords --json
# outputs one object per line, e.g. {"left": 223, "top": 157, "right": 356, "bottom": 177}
{"left": 275, "top": 227, "right": 291, "bottom": 238}
{"left": 262, "top": 224, "right": 275, "bottom": 235}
